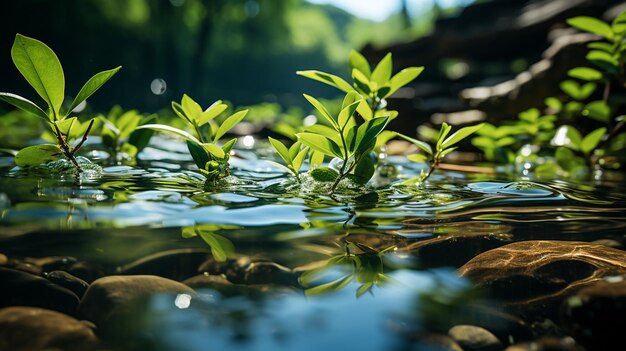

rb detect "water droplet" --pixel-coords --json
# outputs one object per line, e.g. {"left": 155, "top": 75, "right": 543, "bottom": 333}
{"left": 150, "top": 78, "right": 167, "bottom": 95}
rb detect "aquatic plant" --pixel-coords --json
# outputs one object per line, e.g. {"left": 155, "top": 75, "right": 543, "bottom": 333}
{"left": 398, "top": 122, "right": 484, "bottom": 183}
{"left": 296, "top": 91, "right": 390, "bottom": 192}
{"left": 138, "top": 94, "right": 248, "bottom": 183}
{"left": 182, "top": 224, "right": 236, "bottom": 262}
{"left": 0, "top": 34, "right": 120, "bottom": 172}
{"left": 267, "top": 138, "right": 309, "bottom": 182}
{"left": 98, "top": 106, "right": 156, "bottom": 164}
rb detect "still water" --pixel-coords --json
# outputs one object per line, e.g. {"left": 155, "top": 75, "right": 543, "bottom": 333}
{"left": 1, "top": 136, "right": 625, "bottom": 350}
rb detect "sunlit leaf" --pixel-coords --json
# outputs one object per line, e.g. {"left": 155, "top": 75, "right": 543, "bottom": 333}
{"left": 303, "top": 94, "right": 338, "bottom": 128}
{"left": 203, "top": 143, "right": 225, "bottom": 159}
{"left": 396, "top": 133, "right": 432, "bottom": 155}
{"left": 303, "top": 125, "right": 343, "bottom": 151}
{"left": 338, "top": 99, "right": 361, "bottom": 130}
{"left": 349, "top": 50, "right": 371, "bottom": 78}
{"left": 352, "top": 154, "right": 375, "bottom": 184}
{"left": 309, "top": 150, "right": 325, "bottom": 168}
{"left": 544, "top": 97, "right": 562, "bottom": 111}
{"left": 213, "top": 110, "right": 247, "bottom": 143}
{"left": 296, "top": 70, "right": 353, "bottom": 93}
{"left": 297, "top": 132, "right": 342, "bottom": 158}
{"left": 371, "top": 53, "right": 392, "bottom": 85}
{"left": 292, "top": 147, "right": 308, "bottom": 174}
{"left": 68, "top": 66, "right": 121, "bottom": 115}
{"left": 198, "top": 231, "right": 235, "bottom": 262}
{"left": 407, "top": 154, "right": 429, "bottom": 163}
{"left": 583, "top": 100, "right": 611, "bottom": 123}
{"left": 441, "top": 123, "right": 485, "bottom": 149}
{"left": 181, "top": 94, "right": 203, "bottom": 123}
{"left": 352, "top": 69, "right": 372, "bottom": 95}
{"left": 0, "top": 92, "right": 49, "bottom": 121}
{"left": 198, "top": 100, "right": 228, "bottom": 126}
{"left": 354, "top": 116, "right": 389, "bottom": 154}
{"left": 137, "top": 124, "right": 201, "bottom": 144}
{"left": 187, "top": 140, "right": 209, "bottom": 170}
{"left": 568, "top": 67, "right": 603, "bottom": 81}
{"left": 221, "top": 138, "right": 237, "bottom": 156}
{"left": 567, "top": 16, "right": 613, "bottom": 40}
{"left": 309, "top": 166, "right": 339, "bottom": 182}
{"left": 268, "top": 136, "right": 291, "bottom": 163}
{"left": 388, "top": 67, "right": 424, "bottom": 96}
{"left": 11, "top": 34, "right": 64, "bottom": 118}
{"left": 580, "top": 127, "right": 606, "bottom": 154}
{"left": 14, "top": 144, "right": 63, "bottom": 167}
{"left": 288, "top": 140, "right": 302, "bottom": 161}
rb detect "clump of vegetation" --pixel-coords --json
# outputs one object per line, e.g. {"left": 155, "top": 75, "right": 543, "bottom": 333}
{"left": 267, "top": 138, "right": 309, "bottom": 182}
{"left": 138, "top": 94, "right": 248, "bottom": 183}
{"left": 0, "top": 34, "right": 120, "bottom": 172}
{"left": 98, "top": 106, "right": 156, "bottom": 164}
{"left": 399, "top": 122, "right": 484, "bottom": 183}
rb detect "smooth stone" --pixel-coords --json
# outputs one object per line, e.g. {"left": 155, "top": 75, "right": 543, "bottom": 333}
{"left": 0, "top": 253, "right": 7, "bottom": 266}
{"left": 408, "top": 332, "right": 464, "bottom": 351}
{"left": 561, "top": 277, "right": 626, "bottom": 351}
{"left": 590, "top": 238, "right": 622, "bottom": 249}
{"left": 46, "top": 270, "right": 89, "bottom": 297}
{"left": 199, "top": 256, "right": 299, "bottom": 287}
{"left": 448, "top": 325, "right": 503, "bottom": 351}
{"left": 504, "top": 337, "right": 584, "bottom": 351}
{"left": 78, "top": 275, "right": 195, "bottom": 326}
{"left": 183, "top": 274, "right": 299, "bottom": 296}
{"left": 66, "top": 261, "right": 104, "bottom": 283}
{"left": 117, "top": 248, "right": 211, "bottom": 281}
{"left": 0, "top": 267, "right": 79, "bottom": 315}
{"left": 458, "top": 240, "right": 626, "bottom": 320}
{"left": 0, "top": 306, "right": 99, "bottom": 351}
{"left": 25, "top": 256, "right": 77, "bottom": 272}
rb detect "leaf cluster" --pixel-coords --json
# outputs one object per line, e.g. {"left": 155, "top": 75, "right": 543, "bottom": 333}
{"left": 98, "top": 106, "right": 156, "bottom": 162}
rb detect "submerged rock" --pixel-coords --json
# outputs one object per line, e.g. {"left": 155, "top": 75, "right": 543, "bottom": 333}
{"left": 117, "top": 248, "right": 211, "bottom": 281}
{"left": 45, "top": 270, "right": 89, "bottom": 298}
{"left": 183, "top": 274, "right": 299, "bottom": 297}
{"left": 407, "top": 332, "right": 464, "bottom": 351}
{"left": 561, "top": 276, "right": 626, "bottom": 351}
{"left": 199, "top": 256, "right": 299, "bottom": 287}
{"left": 0, "top": 306, "right": 99, "bottom": 351}
{"left": 78, "top": 275, "right": 195, "bottom": 327}
{"left": 448, "top": 324, "right": 503, "bottom": 351}
{"left": 458, "top": 240, "right": 626, "bottom": 320}
{"left": 0, "top": 267, "right": 79, "bottom": 315}
{"left": 504, "top": 337, "right": 584, "bottom": 351}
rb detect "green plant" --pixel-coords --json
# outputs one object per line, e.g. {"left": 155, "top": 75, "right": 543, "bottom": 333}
{"left": 296, "top": 91, "right": 390, "bottom": 192}
{"left": 182, "top": 224, "right": 236, "bottom": 262}
{"left": 138, "top": 94, "right": 248, "bottom": 183}
{"left": 0, "top": 34, "right": 120, "bottom": 172}
{"left": 98, "top": 106, "right": 156, "bottom": 164}
{"left": 267, "top": 138, "right": 309, "bottom": 182}
{"left": 399, "top": 122, "right": 484, "bottom": 183}
{"left": 297, "top": 50, "right": 423, "bottom": 122}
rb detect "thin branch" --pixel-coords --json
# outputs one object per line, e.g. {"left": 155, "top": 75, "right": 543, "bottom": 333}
{"left": 71, "top": 119, "right": 95, "bottom": 155}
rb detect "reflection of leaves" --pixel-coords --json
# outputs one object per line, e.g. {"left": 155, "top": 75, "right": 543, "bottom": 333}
{"left": 182, "top": 224, "right": 237, "bottom": 262}
{"left": 300, "top": 243, "right": 395, "bottom": 297}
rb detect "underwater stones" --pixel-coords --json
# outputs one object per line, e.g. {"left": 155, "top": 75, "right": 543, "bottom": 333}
{"left": 0, "top": 253, "right": 7, "bottom": 265}
{"left": 117, "top": 248, "right": 211, "bottom": 281}
{"left": 46, "top": 270, "right": 89, "bottom": 297}
{"left": 458, "top": 240, "right": 626, "bottom": 319}
{"left": 504, "top": 337, "right": 584, "bottom": 351}
{"left": 198, "top": 256, "right": 299, "bottom": 287}
{"left": 0, "top": 306, "right": 99, "bottom": 351}
{"left": 448, "top": 325, "right": 503, "bottom": 351}
{"left": 66, "top": 261, "right": 104, "bottom": 283}
{"left": 560, "top": 276, "right": 626, "bottom": 350}
{"left": 408, "top": 332, "right": 464, "bottom": 351}
{"left": 183, "top": 274, "right": 298, "bottom": 296}
{"left": 78, "top": 275, "right": 195, "bottom": 326}
{"left": 0, "top": 267, "right": 79, "bottom": 315}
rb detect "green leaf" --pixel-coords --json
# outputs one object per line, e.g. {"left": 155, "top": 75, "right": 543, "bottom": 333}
{"left": 67, "top": 66, "right": 121, "bottom": 115}
{"left": 567, "top": 16, "right": 613, "bottom": 40}
{"left": 352, "top": 154, "right": 375, "bottom": 184}
{"left": 352, "top": 69, "right": 372, "bottom": 95}
{"left": 137, "top": 124, "right": 201, "bottom": 144}
{"left": 341, "top": 90, "right": 362, "bottom": 110}
{"left": 309, "top": 167, "right": 339, "bottom": 182}
{"left": 296, "top": 70, "right": 354, "bottom": 93}
{"left": 310, "top": 150, "right": 325, "bottom": 168}
{"left": 396, "top": 133, "right": 433, "bottom": 155}
{"left": 519, "top": 108, "right": 540, "bottom": 122}
{"left": 303, "top": 94, "right": 338, "bottom": 128}
{"left": 269, "top": 136, "right": 291, "bottom": 163}
{"left": 187, "top": 140, "right": 210, "bottom": 170}
{"left": 204, "top": 143, "right": 225, "bottom": 159}
{"left": 181, "top": 94, "right": 203, "bottom": 123}
{"left": 555, "top": 147, "right": 587, "bottom": 173}
{"left": 291, "top": 147, "right": 308, "bottom": 174}
{"left": 304, "top": 124, "right": 343, "bottom": 148}
{"left": 587, "top": 42, "right": 613, "bottom": 52}
{"left": 554, "top": 125, "right": 583, "bottom": 150}
{"left": 613, "top": 10, "right": 626, "bottom": 33}
{"left": 407, "top": 154, "right": 429, "bottom": 163}
{"left": 181, "top": 227, "right": 197, "bottom": 238}
{"left": 356, "top": 99, "right": 373, "bottom": 121}
{"left": 371, "top": 53, "right": 392, "bottom": 85}
{"left": 560, "top": 80, "right": 596, "bottom": 100}
{"left": 213, "top": 110, "right": 247, "bottom": 143}
{"left": 55, "top": 117, "right": 77, "bottom": 136}
{"left": 583, "top": 100, "right": 611, "bottom": 123}
{"left": 117, "top": 111, "right": 141, "bottom": 139}
{"left": 441, "top": 123, "right": 485, "bottom": 149}
{"left": 0, "top": 92, "right": 49, "bottom": 121}
{"left": 305, "top": 275, "right": 353, "bottom": 296}
{"left": 297, "top": 132, "right": 342, "bottom": 157}
{"left": 338, "top": 99, "right": 361, "bottom": 130}
{"left": 198, "top": 100, "right": 228, "bottom": 126}
{"left": 568, "top": 67, "right": 603, "bottom": 81}
{"left": 172, "top": 101, "right": 191, "bottom": 124}
{"left": 586, "top": 50, "right": 619, "bottom": 71}
{"left": 288, "top": 141, "right": 302, "bottom": 161}
{"left": 11, "top": 34, "right": 65, "bottom": 118}
{"left": 354, "top": 116, "right": 389, "bottom": 154}
{"left": 128, "top": 114, "right": 157, "bottom": 152}
{"left": 14, "top": 144, "right": 63, "bottom": 167}
{"left": 198, "top": 231, "right": 234, "bottom": 262}
{"left": 349, "top": 50, "right": 371, "bottom": 78}
{"left": 221, "top": 138, "right": 237, "bottom": 156}
{"left": 388, "top": 67, "right": 424, "bottom": 96}
{"left": 580, "top": 127, "right": 606, "bottom": 154}
{"left": 544, "top": 97, "right": 562, "bottom": 111}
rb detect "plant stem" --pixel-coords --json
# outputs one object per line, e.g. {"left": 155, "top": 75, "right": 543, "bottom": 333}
{"left": 71, "top": 119, "right": 95, "bottom": 155}
{"left": 53, "top": 123, "right": 83, "bottom": 173}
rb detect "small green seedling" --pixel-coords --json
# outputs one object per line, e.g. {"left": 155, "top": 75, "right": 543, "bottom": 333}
{"left": 0, "top": 34, "right": 121, "bottom": 172}
{"left": 138, "top": 94, "right": 248, "bottom": 183}
{"left": 98, "top": 106, "right": 156, "bottom": 163}
{"left": 298, "top": 50, "right": 424, "bottom": 120}
{"left": 182, "top": 224, "right": 236, "bottom": 262}
{"left": 296, "top": 91, "right": 390, "bottom": 192}
{"left": 399, "top": 122, "right": 484, "bottom": 183}
{"left": 267, "top": 137, "right": 309, "bottom": 182}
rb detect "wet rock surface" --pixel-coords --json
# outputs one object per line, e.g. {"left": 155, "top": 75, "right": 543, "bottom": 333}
{"left": 183, "top": 273, "right": 299, "bottom": 296}
{"left": 0, "top": 306, "right": 99, "bottom": 351}
{"left": 458, "top": 240, "right": 626, "bottom": 319}
{"left": 0, "top": 267, "right": 79, "bottom": 315}
{"left": 78, "top": 275, "right": 195, "bottom": 327}
{"left": 560, "top": 276, "right": 626, "bottom": 351}
{"left": 45, "top": 270, "right": 89, "bottom": 297}
{"left": 117, "top": 248, "right": 211, "bottom": 281}
{"left": 504, "top": 337, "right": 585, "bottom": 351}
{"left": 448, "top": 324, "right": 503, "bottom": 351}
{"left": 199, "top": 256, "right": 299, "bottom": 287}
